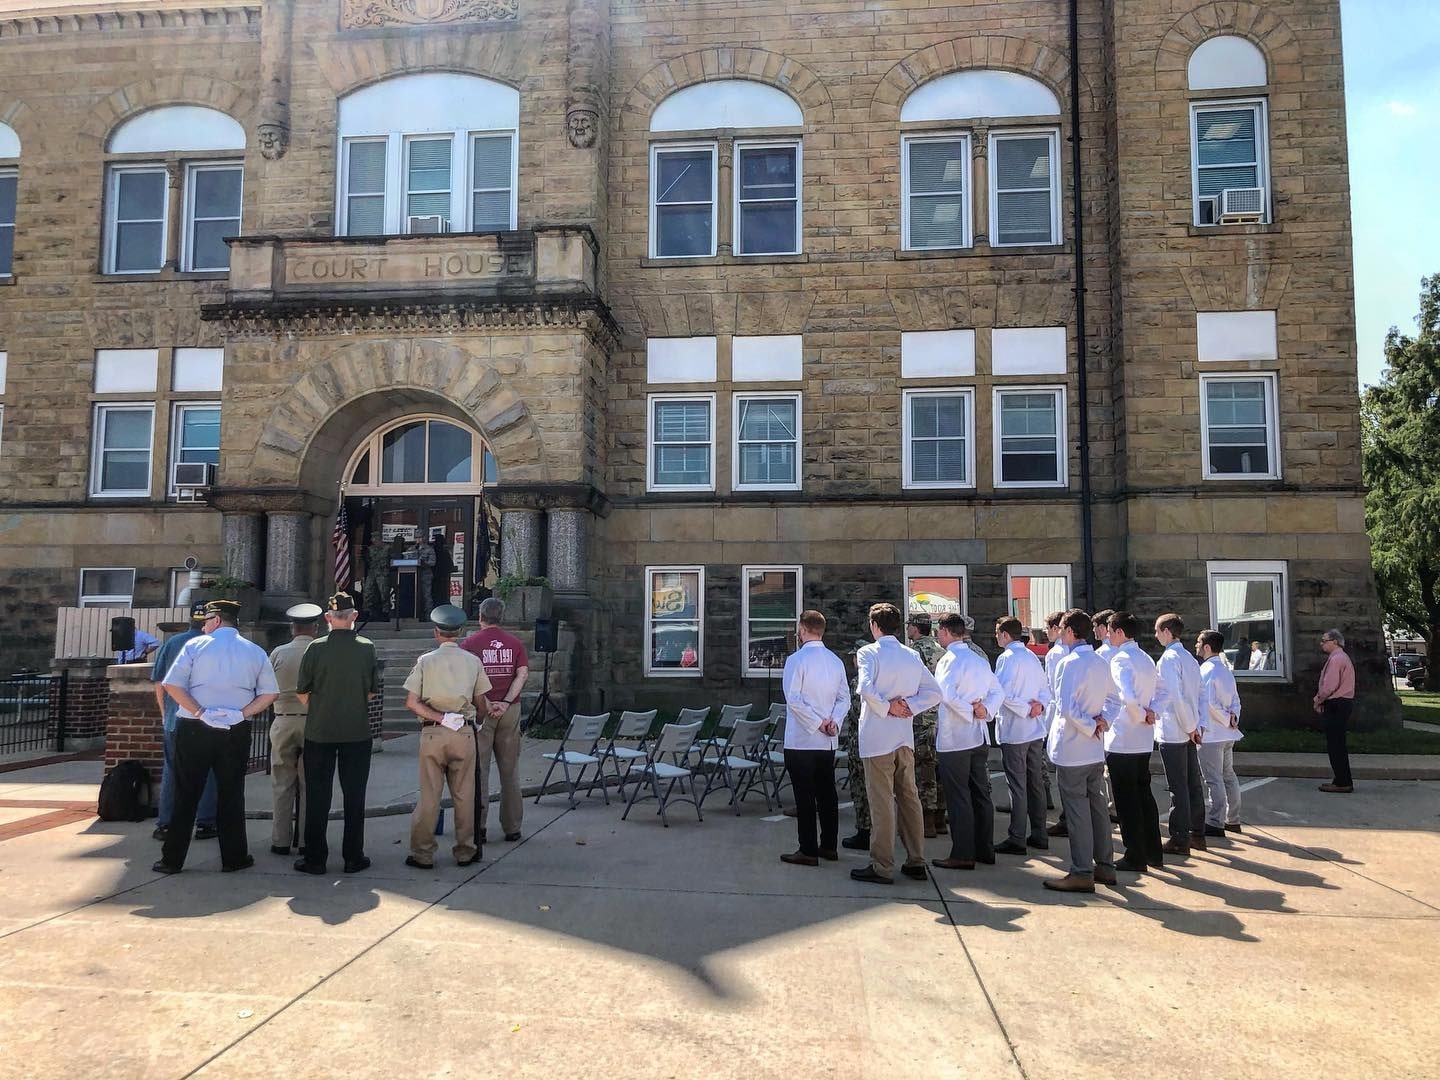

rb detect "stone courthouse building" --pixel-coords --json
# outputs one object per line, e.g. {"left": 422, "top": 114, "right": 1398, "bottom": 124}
{"left": 0, "top": 0, "right": 1393, "bottom": 725}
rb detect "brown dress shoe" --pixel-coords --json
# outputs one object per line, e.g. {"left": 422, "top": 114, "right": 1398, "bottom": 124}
{"left": 931, "top": 857, "right": 976, "bottom": 870}
{"left": 780, "top": 850, "right": 819, "bottom": 867}
{"left": 923, "top": 810, "right": 938, "bottom": 839}
{"left": 901, "top": 862, "right": 930, "bottom": 880}
{"left": 1043, "top": 872, "right": 1095, "bottom": 893}
{"left": 1162, "top": 838, "right": 1191, "bottom": 857}
{"left": 850, "top": 865, "right": 893, "bottom": 884}
{"left": 1189, "top": 831, "right": 1208, "bottom": 851}
{"left": 1093, "top": 865, "right": 1118, "bottom": 886}
{"left": 1318, "top": 783, "right": 1354, "bottom": 793}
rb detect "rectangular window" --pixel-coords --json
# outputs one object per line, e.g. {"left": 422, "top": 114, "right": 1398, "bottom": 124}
{"left": 904, "top": 565, "right": 967, "bottom": 621}
{"left": 743, "top": 565, "right": 801, "bottom": 676}
{"left": 1207, "top": 560, "right": 1288, "bottom": 679}
{"left": 169, "top": 566, "right": 216, "bottom": 606}
{"left": 91, "top": 404, "right": 154, "bottom": 497}
{"left": 182, "top": 163, "right": 242, "bottom": 272}
{"left": 471, "top": 133, "right": 514, "bottom": 231}
{"left": 1006, "top": 564, "right": 1071, "bottom": 629}
{"left": 645, "top": 566, "right": 704, "bottom": 677}
{"left": 994, "top": 387, "right": 1066, "bottom": 488}
{"left": 990, "top": 131, "right": 1060, "bottom": 246}
{"left": 902, "top": 135, "right": 969, "bottom": 250}
{"left": 0, "top": 167, "right": 15, "bottom": 277}
{"left": 79, "top": 568, "right": 135, "bottom": 608}
{"left": 105, "top": 165, "right": 168, "bottom": 274}
{"left": 343, "top": 138, "right": 388, "bottom": 236}
{"left": 1201, "top": 374, "right": 1279, "bottom": 480}
{"left": 404, "top": 136, "right": 452, "bottom": 229}
{"left": 903, "top": 388, "right": 974, "bottom": 489}
{"left": 733, "top": 392, "right": 801, "bottom": 491}
{"left": 650, "top": 144, "right": 716, "bottom": 258}
{"left": 735, "top": 141, "right": 800, "bottom": 255}
{"left": 648, "top": 393, "right": 715, "bottom": 492}
{"left": 170, "top": 403, "right": 220, "bottom": 494}
{"left": 1192, "top": 101, "right": 1269, "bottom": 225}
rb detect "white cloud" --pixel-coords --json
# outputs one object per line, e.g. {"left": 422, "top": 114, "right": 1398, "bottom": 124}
{"left": 1387, "top": 100, "right": 1420, "bottom": 117}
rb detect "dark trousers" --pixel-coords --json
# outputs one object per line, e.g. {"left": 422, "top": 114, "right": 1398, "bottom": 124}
{"left": 1322, "top": 699, "right": 1354, "bottom": 787}
{"left": 1107, "top": 751, "right": 1162, "bottom": 865}
{"left": 1000, "top": 738, "right": 1048, "bottom": 844}
{"left": 1159, "top": 740, "right": 1206, "bottom": 838}
{"left": 937, "top": 746, "right": 994, "bottom": 862}
{"left": 784, "top": 748, "right": 839, "bottom": 856}
{"left": 160, "top": 719, "right": 251, "bottom": 870}
{"left": 302, "top": 739, "right": 372, "bottom": 868}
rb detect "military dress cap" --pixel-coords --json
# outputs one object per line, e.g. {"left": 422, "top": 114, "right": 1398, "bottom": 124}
{"left": 204, "top": 599, "right": 241, "bottom": 617}
{"left": 286, "top": 603, "right": 324, "bottom": 622}
{"left": 327, "top": 592, "right": 357, "bottom": 612}
{"left": 429, "top": 604, "right": 468, "bottom": 631}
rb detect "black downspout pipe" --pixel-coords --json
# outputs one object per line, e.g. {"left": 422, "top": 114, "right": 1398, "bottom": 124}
{"left": 1069, "top": 0, "right": 1096, "bottom": 610}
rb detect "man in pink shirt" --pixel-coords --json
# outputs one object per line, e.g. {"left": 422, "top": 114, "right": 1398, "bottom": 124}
{"left": 1314, "top": 628, "right": 1356, "bottom": 793}
{"left": 461, "top": 597, "right": 530, "bottom": 839}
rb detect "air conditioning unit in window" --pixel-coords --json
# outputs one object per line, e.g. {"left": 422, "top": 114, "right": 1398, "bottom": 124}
{"left": 1219, "top": 188, "right": 1265, "bottom": 223}
{"left": 407, "top": 215, "right": 449, "bottom": 235}
{"left": 172, "top": 462, "right": 216, "bottom": 502}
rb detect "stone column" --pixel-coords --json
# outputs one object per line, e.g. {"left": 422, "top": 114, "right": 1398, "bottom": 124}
{"left": 546, "top": 508, "right": 591, "bottom": 596}
{"left": 257, "top": 0, "right": 294, "bottom": 160}
{"left": 971, "top": 125, "right": 990, "bottom": 247}
{"left": 499, "top": 509, "right": 542, "bottom": 579}
{"left": 265, "top": 511, "right": 311, "bottom": 603}
{"left": 222, "top": 512, "right": 264, "bottom": 586}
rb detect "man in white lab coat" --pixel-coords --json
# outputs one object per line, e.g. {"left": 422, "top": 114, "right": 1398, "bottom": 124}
{"left": 779, "top": 609, "right": 851, "bottom": 867}
{"left": 1154, "top": 612, "right": 1207, "bottom": 855}
{"left": 992, "top": 616, "right": 1052, "bottom": 856}
{"left": 1043, "top": 610, "right": 1070, "bottom": 838}
{"left": 851, "top": 602, "right": 942, "bottom": 885}
{"left": 1196, "top": 629, "right": 1244, "bottom": 835}
{"left": 1105, "top": 611, "right": 1167, "bottom": 874}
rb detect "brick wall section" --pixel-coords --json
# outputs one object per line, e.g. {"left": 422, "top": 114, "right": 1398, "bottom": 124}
{"left": 103, "top": 664, "right": 164, "bottom": 798}
{"left": 49, "top": 657, "right": 111, "bottom": 746}
{"left": 369, "top": 663, "right": 385, "bottom": 743}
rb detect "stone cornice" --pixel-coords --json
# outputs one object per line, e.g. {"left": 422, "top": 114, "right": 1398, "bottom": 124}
{"left": 0, "top": 3, "right": 258, "bottom": 37}
{"left": 488, "top": 483, "right": 612, "bottom": 517}
{"left": 206, "top": 488, "right": 334, "bottom": 515}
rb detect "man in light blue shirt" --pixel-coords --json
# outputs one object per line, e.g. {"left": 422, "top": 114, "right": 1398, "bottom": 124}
{"left": 154, "top": 600, "right": 278, "bottom": 875}
{"left": 150, "top": 603, "right": 216, "bottom": 842}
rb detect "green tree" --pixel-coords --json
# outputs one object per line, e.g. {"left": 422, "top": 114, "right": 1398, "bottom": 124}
{"left": 1362, "top": 275, "right": 1440, "bottom": 688}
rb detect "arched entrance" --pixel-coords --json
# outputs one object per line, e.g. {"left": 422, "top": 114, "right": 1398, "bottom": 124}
{"left": 341, "top": 414, "right": 499, "bottom": 620}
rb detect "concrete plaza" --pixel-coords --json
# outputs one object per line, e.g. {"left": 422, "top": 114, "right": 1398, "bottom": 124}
{"left": 0, "top": 757, "right": 1437, "bottom": 1079}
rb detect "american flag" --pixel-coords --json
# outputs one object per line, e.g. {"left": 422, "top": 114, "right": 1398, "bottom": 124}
{"left": 332, "top": 503, "right": 351, "bottom": 589}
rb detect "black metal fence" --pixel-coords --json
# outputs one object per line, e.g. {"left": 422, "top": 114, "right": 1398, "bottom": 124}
{"left": 0, "top": 671, "right": 64, "bottom": 757}
{"left": 247, "top": 709, "right": 274, "bottom": 775}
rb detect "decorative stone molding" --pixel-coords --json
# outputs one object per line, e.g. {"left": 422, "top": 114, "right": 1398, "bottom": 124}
{"left": 0, "top": 5, "right": 257, "bottom": 39}
{"left": 78, "top": 73, "right": 257, "bottom": 147}
{"left": 257, "top": 0, "right": 294, "bottom": 161}
{"left": 566, "top": 0, "right": 608, "bottom": 149}
{"left": 311, "top": 30, "right": 525, "bottom": 97}
{"left": 339, "top": 0, "right": 518, "bottom": 31}
{"left": 488, "top": 483, "right": 612, "bottom": 517}
{"left": 1154, "top": 3, "right": 1301, "bottom": 84}
{"left": 0, "top": 96, "right": 39, "bottom": 149}
{"left": 620, "top": 47, "right": 833, "bottom": 133}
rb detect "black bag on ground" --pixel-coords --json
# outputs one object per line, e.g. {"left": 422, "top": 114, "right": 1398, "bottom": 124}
{"left": 98, "top": 760, "right": 153, "bottom": 822}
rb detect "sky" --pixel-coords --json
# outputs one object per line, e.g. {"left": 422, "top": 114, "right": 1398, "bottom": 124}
{"left": 1342, "top": 0, "right": 1440, "bottom": 387}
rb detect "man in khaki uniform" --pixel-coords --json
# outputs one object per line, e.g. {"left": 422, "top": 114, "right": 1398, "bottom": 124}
{"left": 266, "top": 603, "right": 322, "bottom": 856}
{"left": 404, "top": 604, "right": 492, "bottom": 869}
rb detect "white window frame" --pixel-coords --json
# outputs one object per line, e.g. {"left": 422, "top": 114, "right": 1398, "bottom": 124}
{"left": 732, "top": 139, "right": 802, "bottom": 256}
{"left": 900, "top": 133, "right": 971, "bottom": 251}
{"left": 90, "top": 402, "right": 155, "bottom": 498}
{"left": 741, "top": 564, "right": 802, "bottom": 677}
{"left": 103, "top": 163, "right": 169, "bottom": 275}
{"left": 469, "top": 131, "right": 518, "bottom": 232}
{"left": 1005, "top": 563, "right": 1072, "bottom": 623}
{"left": 732, "top": 390, "right": 802, "bottom": 492}
{"left": 339, "top": 136, "right": 388, "bottom": 236}
{"left": 0, "top": 165, "right": 15, "bottom": 278}
{"left": 903, "top": 564, "right": 969, "bottom": 620}
{"left": 180, "top": 161, "right": 243, "bottom": 272}
{"left": 1206, "top": 559, "right": 1289, "bottom": 680}
{"left": 1199, "top": 373, "right": 1280, "bottom": 481}
{"left": 647, "top": 392, "right": 716, "bottom": 493}
{"left": 649, "top": 142, "right": 718, "bottom": 259}
{"left": 169, "top": 401, "right": 221, "bottom": 496}
{"left": 988, "top": 128, "right": 1061, "bottom": 248}
{"left": 902, "top": 387, "right": 975, "bottom": 490}
{"left": 644, "top": 565, "right": 705, "bottom": 678}
{"left": 1190, "top": 98, "right": 1270, "bottom": 226}
{"left": 993, "top": 386, "right": 1067, "bottom": 489}
{"left": 402, "top": 132, "right": 454, "bottom": 229}
{"left": 79, "top": 567, "right": 136, "bottom": 608}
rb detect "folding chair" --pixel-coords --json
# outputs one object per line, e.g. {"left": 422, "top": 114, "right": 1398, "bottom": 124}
{"left": 585, "top": 708, "right": 658, "bottom": 802}
{"left": 675, "top": 705, "right": 712, "bottom": 773}
{"left": 695, "top": 703, "right": 752, "bottom": 769}
{"left": 700, "top": 717, "right": 773, "bottom": 813}
{"left": 753, "top": 710, "right": 792, "bottom": 806}
{"left": 621, "top": 720, "right": 705, "bottom": 826}
{"left": 536, "top": 712, "right": 610, "bottom": 807}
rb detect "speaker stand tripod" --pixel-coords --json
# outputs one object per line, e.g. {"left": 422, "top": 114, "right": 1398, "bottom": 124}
{"left": 524, "top": 648, "right": 556, "bottom": 734}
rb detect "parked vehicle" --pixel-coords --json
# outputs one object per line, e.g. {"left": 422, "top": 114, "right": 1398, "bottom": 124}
{"left": 1390, "top": 652, "right": 1424, "bottom": 676}
{"left": 1406, "top": 666, "right": 1427, "bottom": 690}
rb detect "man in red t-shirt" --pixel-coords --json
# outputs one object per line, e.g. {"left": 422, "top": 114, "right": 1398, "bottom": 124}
{"left": 460, "top": 597, "right": 530, "bottom": 841}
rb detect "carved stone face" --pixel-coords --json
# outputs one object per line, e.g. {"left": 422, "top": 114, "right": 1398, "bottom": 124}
{"left": 567, "top": 109, "right": 598, "bottom": 149}
{"left": 257, "top": 123, "right": 289, "bottom": 161}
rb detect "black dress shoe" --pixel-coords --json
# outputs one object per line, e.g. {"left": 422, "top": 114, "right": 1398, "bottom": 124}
{"left": 294, "top": 858, "right": 327, "bottom": 875}
{"left": 818, "top": 849, "right": 839, "bottom": 861}
{"left": 900, "top": 863, "right": 929, "bottom": 880}
{"left": 270, "top": 845, "right": 291, "bottom": 856}
{"left": 1203, "top": 826, "right": 1226, "bottom": 839}
{"left": 152, "top": 825, "right": 169, "bottom": 841}
{"left": 404, "top": 855, "right": 434, "bottom": 870}
{"left": 1189, "top": 832, "right": 1209, "bottom": 851}
{"left": 976, "top": 853, "right": 996, "bottom": 865}
{"left": 151, "top": 860, "right": 182, "bottom": 875}
{"left": 194, "top": 825, "right": 218, "bottom": 841}
{"left": 995, "top": 839, "right": 1028, "bottom": 856}
{"left": 1047, "top": 821, "right": 1069, "bottom": 838}
{"left": 1027, "top": 837, "right": 1050, "bottom": 850}
{"left": 343, "top": 857, "right": 371, "bottom": 874}
{"left": 841, "top": 830, "right": 870, "bottom": 850}
{"left": 221, "top": 855, "right": 255, "bottom": 873}
{"left": 457, "top": 853, "right": 482, "bottom": 867}
{"left": 1223, "top": 822, "right": 1243, "bottom": 833}
{"left": 504, "top": 832, "right": 521, "bottom": 842}
{"left": 850, "top": 865, "right": 893, "bottom": 884}
{"left": 1147, "top": 859, "right": 1166, "bottom": 870}
{"left": 1114, "top": 857, "right": 1148, "bottom": 873}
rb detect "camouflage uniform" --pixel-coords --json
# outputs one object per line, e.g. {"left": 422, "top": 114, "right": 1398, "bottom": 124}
{"left": 843, "top": 692, "right": 869, "bottom": 832}
{"left": 908, "top": 634, "right": 944, "bottom": 814}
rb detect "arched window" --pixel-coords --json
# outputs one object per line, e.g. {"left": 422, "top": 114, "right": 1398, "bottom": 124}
{"left": 103, "top": 106, "right": 245, "bottom": 275}
{"left": 649, "top": 80, "right": 804, "bottom": 259}
{"left": 0, "top": 121, "right": 17, "bottom": 278}
{"left": 344, "top": 415, "right": 496, "bottom": 495}
{"left": 336, "top": 73, "right": 519, "bottom": 237}
{"left": 899, "top": 71, "right": 1062, "bottom": 250}
{"left": 1188, "top": 37, "right": 1270, "bottom": 226}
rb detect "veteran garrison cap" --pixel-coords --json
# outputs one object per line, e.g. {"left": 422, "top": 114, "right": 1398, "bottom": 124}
{"left": 188, "top": 601, "right": 210, "bottom": 623}
{"left": 286, "top": 603, "right": 324, "bottom": 623}
{"left": 327, "top": 592, "right": 357, "bottom": 613}
{"left": 429, "top": 604, "right": 468, "bottom": 632}
{"left": 204, "top": 599, "right": 241, "bottom": 617}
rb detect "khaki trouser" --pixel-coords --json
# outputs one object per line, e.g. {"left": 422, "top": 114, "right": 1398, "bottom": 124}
{"left": 862, "top": 746, "right": 926, "bottom": 879}
{"left": 269, "top": 714, "right": 306, "bottom": 849}
{"left": 475, "top": 701, "right": 522, "bottom": 837}
{"left": 409, "top": 725, "right": 478, "bottom": 865}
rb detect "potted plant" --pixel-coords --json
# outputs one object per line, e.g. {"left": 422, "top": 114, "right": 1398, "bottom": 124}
{"left": 494, "top": 574, "right": 553, "bottom": 623}
{"left": 193, "top": 575, "right": 262, "bottom": 624}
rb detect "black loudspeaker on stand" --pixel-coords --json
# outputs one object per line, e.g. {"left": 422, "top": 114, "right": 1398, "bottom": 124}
{"left": 524, "top": 618, "right": 559, "bottom": 732}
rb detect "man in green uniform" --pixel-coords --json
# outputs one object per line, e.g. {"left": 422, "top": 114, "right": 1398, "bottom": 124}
{"left": 906, "top": 613, "right": 947, "bottom": 837}
{"left": 404, "top": 605, "right": 492, "bottom": 870}
{"left": 362, "top": 534, "right": 391, "bottom": 616}
{"left": 294, "top": 593, "right": 380, "bottom": 876}
{"left": 840, "top": 691, "right": 870, "bottom": 850}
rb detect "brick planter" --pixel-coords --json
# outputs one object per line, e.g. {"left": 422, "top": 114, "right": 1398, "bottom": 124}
{"left": 49, "top": 657, "right": 112, "bottom": 751}
{"left": 104, "top": 662, "right": 165, "bottom": 805}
